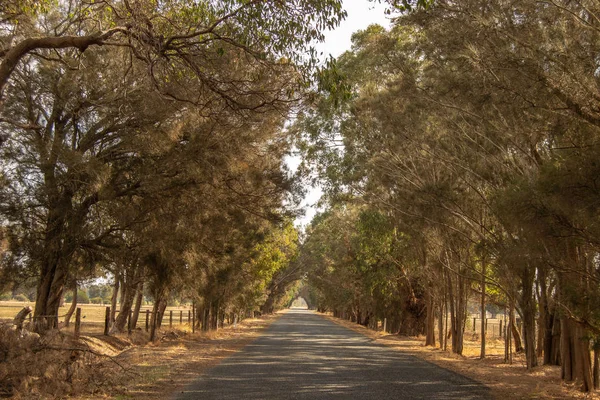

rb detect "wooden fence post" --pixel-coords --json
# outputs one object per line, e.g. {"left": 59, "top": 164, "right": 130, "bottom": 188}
{"left": 499, "top": 320, "right": 503, "bottom": 338}
{"left": 180, "top": 310, "right": 183, "bottom": 325}
{"left": 145, "top": 309, "right": 150, "bottom": 332}
{"left": 169, "top": 310, "right": 173, "bottom": 327}
{"left": 192, "top": 303, "right": 195, "bottom": 333}
{"left": 383, "top": 318, "right": 387, "bottom": 333}
{"left": 104, "top": 306, "right": 110, "bottom": 335}
{"left": 473, "top": 317, "right": 476, "bottom": 332}
{"left": 74, "top": 308, "right": 82, "bottom": 340}
{"left": 127, "top": 310, "right": 132, "bottom": 334}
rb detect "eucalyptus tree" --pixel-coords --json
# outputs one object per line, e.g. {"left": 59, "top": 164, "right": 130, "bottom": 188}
{"left": 0, "top": 0, "right": 348, "bottom": 333}
{"left": 298, "top": 0, "right": 600, "bottom": 389}
{"left": 400, "top": 0, "right": 600, "bottom": 385}
{"left": 0, "top": 48, "right": 178, "bottom": 331}
{"left": 299, "top": 204, "right": 429, "bottom": 334}
{"left": 0, "top": 0, "right": 346, "bottom": 101}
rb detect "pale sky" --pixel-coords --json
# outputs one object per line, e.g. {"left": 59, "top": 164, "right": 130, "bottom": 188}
{"left": 289, "top": 0, "right": 392, "bottom": 229}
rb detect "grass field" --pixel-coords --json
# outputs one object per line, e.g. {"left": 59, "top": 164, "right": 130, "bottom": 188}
{"left": 0, "top": 301, "right": 194, "bottom": 335}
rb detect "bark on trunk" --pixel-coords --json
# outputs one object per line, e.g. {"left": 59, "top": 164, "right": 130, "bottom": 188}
{"left": 593, "top": 344, "right": 599, "bottom": 390}
{"left": 480, "top": 260, "right": 486, "bottom": 359}
{"left": 438, "top": 300, "right": 444, "bottom": 349}
{"left": 543, "top": 311, "right": 560, "bottom": 365}
{"left": 130, "top": 282, "right": 144, "bottom": 329}
{"left": 447, "top": 266, "right": 465, "bottom": 355}
{"left": 34, "top": 259, "right": 67, "bottom": 332}
{"left": 64, "top": 284, "right": 78, "bottom": 327}
{"left": 509, "top": 299, "right": 524, "bottom": 353}
{"left": 574, "top": 323, "right": 593, "bottom": 392}
{"left": 425, "top": 289, "right": 436, "bottom": 347}
{"left": 520, "top": 266, "right": 538, "bottom": 369}
{"left": 157, "top": 299, "right": 167, "bottom": 328}
{"left": 536, "top": 269, "right": 546, "bottom": 359}
{"left": 112, "top": 281, "right": 136, "bottom": 333}
{"left": 109, "top": 275, "right": 120, "bottom": 324}
{"left": 505, "top": 307, "right": 512, "bottom": 364}
{"left": 13, "top": 307, "right": 32, "bottom": 331}
{"left": 33, "top": 229, "right": 69, "bottom": 332}
{"left": 150, "top": 299, "right": 160, "bottom": 342}
{"left": 561, "top": 316, "right": 574, "bottom": 381}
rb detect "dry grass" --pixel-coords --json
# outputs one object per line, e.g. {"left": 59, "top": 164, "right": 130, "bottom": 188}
{"left": 0, "top": 302, "right": 194, "bottom": 335}
{"left": 79, "top": 313, "right": 282, "bottom": 399}
{"left": 324, "top": 314, "right": 600, "bottom": 400}
{"left": 1, "top": 304, "right": 279, "bottom": 400}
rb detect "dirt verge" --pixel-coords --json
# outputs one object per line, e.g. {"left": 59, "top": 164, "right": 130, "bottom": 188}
{"left": 323, "top": 314, "right": 600, "bottom": 400}
{"left": 79, "top": 313, "right": 282, "bottom": 399}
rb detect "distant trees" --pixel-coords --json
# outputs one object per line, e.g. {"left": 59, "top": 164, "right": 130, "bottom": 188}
{"left": 296, "top": 0, "right": 600, "bottom": 392}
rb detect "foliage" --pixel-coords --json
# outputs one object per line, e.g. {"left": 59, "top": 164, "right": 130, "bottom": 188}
{"left": 0, "top": 0, "right": 339, "bottom": 335}
{"left": 295, "top": 0, "right": 600, "bottom": 381}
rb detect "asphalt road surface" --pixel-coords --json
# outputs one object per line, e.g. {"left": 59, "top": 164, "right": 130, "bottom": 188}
{"left": 175, "top": 309, "right": 491, "bottom": 399}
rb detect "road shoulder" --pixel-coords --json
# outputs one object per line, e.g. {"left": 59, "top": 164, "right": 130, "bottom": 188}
{"left": 321, "top": 313, "right": 597, "bottom": 400}
{"left": 83, "top": 313, "right": 283, "bottom": 399}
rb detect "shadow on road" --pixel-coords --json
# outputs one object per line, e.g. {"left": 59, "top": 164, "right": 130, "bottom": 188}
{"left": 175, "top": 310, "right": 490, "bottom": 399}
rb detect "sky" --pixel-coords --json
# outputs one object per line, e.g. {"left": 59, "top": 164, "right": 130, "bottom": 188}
{"left": 289, "top": 0, "right": 392, "bottom": 229}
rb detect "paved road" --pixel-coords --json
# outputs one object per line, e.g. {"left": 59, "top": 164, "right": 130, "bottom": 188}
{"left": 175, "top": 309, "right": 490, "bottom": 399}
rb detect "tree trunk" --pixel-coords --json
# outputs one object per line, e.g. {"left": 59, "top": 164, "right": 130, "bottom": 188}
{"left": 561, "top": 316, "right": 574, "bottom": 381}
{"left": 150, "top": 299, "right": 160, "bottom": 342}
{"left": 444, "top": 299, "right": 449, "bottom": 351}
{"left": 33, "top": 227, "right": 69, "bottom": 333}
{"left": 593, "top": 343, "right": 599, "bottom": 390}
{"left": 64, "top": 283, "right": 78, "bottom": 327}
{"left": 505, "top": 307, "right": 512, "bottom": 364}
{"left": 425, "top": 289, "right": 436, "bottom": 347}
{"left": 130, "top": 282, "right": 144, "bottom": 329}
{"left": 544, "top": 309, "right": 561, "bottom": 365}
{"left": 112, "top": 280, "right": 137, "bottom": 333}
{"left": 13, "top": 306, "right": 32, "bottom": 331}
{"left": 447, "top": 267, "right": 465, "bottom": 355}
{"left": 211, "top": 301, "right": 219, "bottom": 330}
{"left": 573, "top": 323, "right": 593, "bottom": 392}
{"left": 480, "top": 260, "right": 486, "bottom": 359}
{"left": 509, "top": 298, "right": 524, "bottom": 353}
{"left": 34, "top": 260, "right": 67, "bottom": 332}
{"left": 549, "top": 312, "right": 561, "bottom": 365}
{"left": 119, "top": 277, "right": 126, "bottom": 312}
{"left": 536, "top": 269, "right": 545, "bottom": 359}
{"left": 157, "top": 299, "right": 167, "bottom": 328}
{"left": 109, "top": 275, "right": 120, "bottom": 324}
{"left": 438, "top": 300, "right": 444, "bottom": 349}
{"left": 520, "top": 266, "right": 537, "bottom": 369}
{"left": 202, "top": 303, "right": 210, "bottom": 331}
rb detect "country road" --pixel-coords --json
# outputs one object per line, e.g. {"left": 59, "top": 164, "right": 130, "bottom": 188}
{"left": 174, "top": 309, "right": 491, "bottom": 399}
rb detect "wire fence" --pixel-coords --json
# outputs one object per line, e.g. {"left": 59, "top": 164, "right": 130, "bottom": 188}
{"left": 1, "top": 303, "right": 196, "bottom": 337}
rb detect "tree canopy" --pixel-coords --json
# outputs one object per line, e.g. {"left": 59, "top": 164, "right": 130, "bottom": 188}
{"left": 2, "top": 0, "right": 600, "bottom": 395}
{"left": 294, "top": 0, "right": 600, "bottom": 391}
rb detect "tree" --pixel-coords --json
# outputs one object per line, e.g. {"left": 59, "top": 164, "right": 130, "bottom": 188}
{"left": 0, "top": 0, "right": 346, "bottom": 102}
{"left": 296, "top": 0, "right": 600, "bottom": 389}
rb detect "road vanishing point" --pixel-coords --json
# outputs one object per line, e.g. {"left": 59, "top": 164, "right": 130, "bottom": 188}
{"left": 175, "top": 309, "right": 491, "bottom": 400}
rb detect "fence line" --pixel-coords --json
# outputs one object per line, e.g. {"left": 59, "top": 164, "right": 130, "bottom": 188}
{"left": 16, "top": 306, "right": 197, "bottom": 336}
